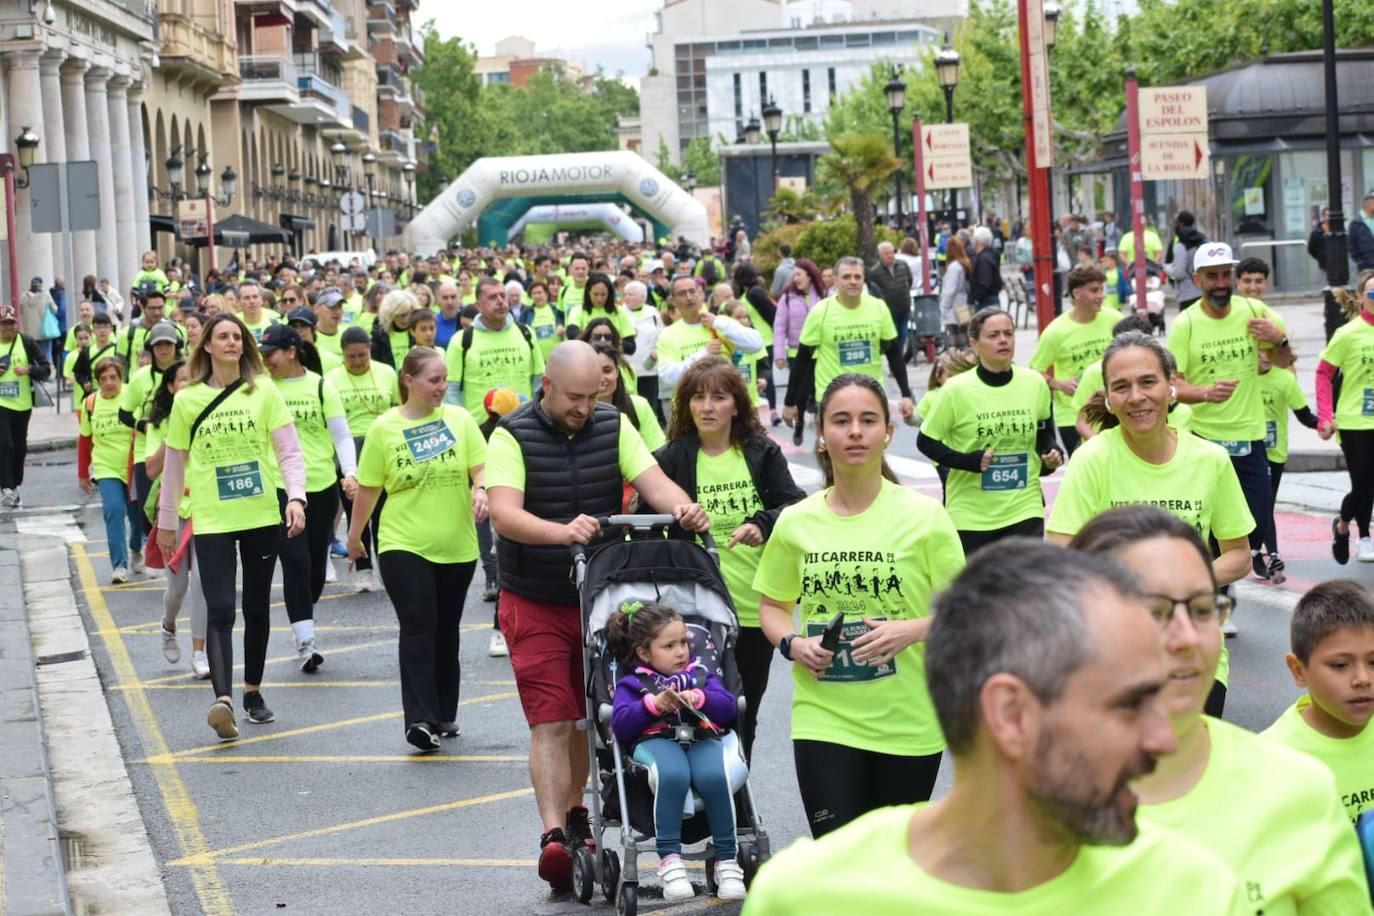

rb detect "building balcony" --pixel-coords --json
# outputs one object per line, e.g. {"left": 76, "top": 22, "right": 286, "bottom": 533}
{"left": 353, "top": 105, "right": 370, "bottom": 133}
{"left": 294, "top": 55, "right": 352, "bottom": 128}
{"left": 157, "top": 10, "right": 238, "bottom": 87}
{"left": 232, "top": 0, "right": 297, "bottom": 28}
{"left": 296, "top": 0, "right": 332, "bottom": 30}
{"left": 320, "top": 10, "right": 366, "bottom": 60}
{"left": 378, "top": 128, "right": 409, "bottom": 164}
{"left": 222, "top": 54, "right": 350, "bottom": 125}
{"left": 231, "top": 55, "right": 300, "bottom": 104}
{"left": 395, "top": 21, "right": 423, "bottom": 67}
{"left": 365, "top": 0, "right": 396, "bottom": 36}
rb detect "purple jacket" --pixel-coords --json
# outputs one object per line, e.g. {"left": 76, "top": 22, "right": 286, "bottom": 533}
{"left": 610, "top": 658, "right": 737, "bottom": 745}
{"left": 773, "top": 288, "right": 818, "bottom": 355}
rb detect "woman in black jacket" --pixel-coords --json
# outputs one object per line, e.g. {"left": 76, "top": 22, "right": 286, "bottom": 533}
{"left": 654, "top": 355, "right": 804, "bottom": 761}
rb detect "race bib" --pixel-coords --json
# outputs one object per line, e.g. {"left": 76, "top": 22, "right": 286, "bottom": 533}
{"left": 806, "top": 617, "right": 897, "bottom": 683}
{"left": 1265, "top": 420, "right": 1278, "bottom": 450}
{"left": 403, "top": 419, "right": 456, "bottom": 463}
{"left": 981, "top": 453, "right": 1029, "bottom": 491}
{"left": 215, "top": 461, "right": 265, "bottom": 500}
{"left": 736, "top": 361, "right": 753, "bottom": 383}
{"left": 535, "top": 324, "right": 555, "bottom": 340}
{"left": 1363, "top": 388, "right": 1374, "bottom": 418}
{"left": 0, "top": 380, "right": 18, "bottom": 400}
{"left": 1213, "top": 439, "right": 1252, "bottom": 457}
{"left": 838, "top": 339, "right": 872, "bottom": 367}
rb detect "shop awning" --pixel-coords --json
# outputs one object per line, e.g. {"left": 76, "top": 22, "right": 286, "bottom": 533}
{"left": 280, "top": 213, "right": 317, "bottom": 233}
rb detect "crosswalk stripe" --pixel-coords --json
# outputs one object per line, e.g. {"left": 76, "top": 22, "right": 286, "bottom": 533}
{"left": 16, "top": 511, "right": 86, "bottom": 543}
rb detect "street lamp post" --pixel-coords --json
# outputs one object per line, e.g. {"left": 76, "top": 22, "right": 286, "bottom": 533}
{"left": 330, "top": 141, "right": 351, "bottom": 248}
{"left": 1321, "top": 0, "right": 1349, "bottom": 341}
{"left": 935, "top": 35, "right": 961, "bottom": 225}
{"left": 884, "top": 69, "right": 907, "bottom": 233}
{"left": 762, "top": 96, "right": 782, "bottom": 191}
{"left": 1, "top": 128, "right": 39, "bottom": 309}
{"left": 402, "top": 161, "right": 416, "bottom": 220}
{"left": 361, "top": 151, "right": 377, "bottom": 251}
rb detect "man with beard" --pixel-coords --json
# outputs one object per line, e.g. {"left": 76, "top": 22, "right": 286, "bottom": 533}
{"left": 743, "top": 541, "right": 1248, "bottom": 914}
{"left": 1169, "top": 243, "right": 1291, "bottom": 589}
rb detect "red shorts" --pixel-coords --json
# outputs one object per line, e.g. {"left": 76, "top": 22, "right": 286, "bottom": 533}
{"left": 499, "top": 590, "right": 585, "bottom": 726}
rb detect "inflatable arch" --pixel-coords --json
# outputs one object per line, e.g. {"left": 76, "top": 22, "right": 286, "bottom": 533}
{"left": 506, "top": 204, "right": 645, "bottom": 244}
{"left": 405, "top": 151, "right": 708, "bottom": 254}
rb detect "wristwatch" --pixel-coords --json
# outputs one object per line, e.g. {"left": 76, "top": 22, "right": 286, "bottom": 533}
{"left": 778, "top": 633, "right": 799, "bottom": 661}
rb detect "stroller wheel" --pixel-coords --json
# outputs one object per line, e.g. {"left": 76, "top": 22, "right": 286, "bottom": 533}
{"left": 705, "top": 855, "right": 720, "bottom": 897}
{"left": 572, "top": 846, "right": 595, "bottom": 904}
{"left": 616, "top": 882, "right": 637, "bottom": 916}
{"left": 600, "top": 849, "right": 620, "bottom": 904}
{"left": 740, "top": 841, "right": 765, "bottom": 888}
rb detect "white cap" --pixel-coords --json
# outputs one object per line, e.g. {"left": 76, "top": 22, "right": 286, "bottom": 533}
{"left": 1193, "top": 242, "right": 1238, "bottom": 270}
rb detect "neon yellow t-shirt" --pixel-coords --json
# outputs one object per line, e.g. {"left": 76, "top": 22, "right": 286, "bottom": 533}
{"left": 798, "top": 294, "right": 897, "bottom": 403}
{"left": 78, "top": 391, "right": 132, "bottom": 483}
{"left": 0, "top": 335, "right": 32, "bottom": 411}
{"left": 326, "top": 362, "right": 399, "bottom": 438}
{"left": 1167, "top": 296, "right": 1286, "bottom": 442}
{"left": 696, "top": 447, "right": 764, "bottom": 627}
{"left": 318, "top": 347, "right": 343, "bottom": 375}
{"left": 1029, "top": 307, "right": 1123, "bottom": 424}
{"left": 120, "top": 362, "right": 173, "bottom": 461}
{"left": 565, "top": 304, "right": 639, "bottom": 344}
{"left": 1318, "top": 315, "right": 1374, "bottom": 433}
{"left": 743, "top": 806, "right": 1246, "bottom": 916}
{"left": 166, "top": 379, "right": 293, "bottom": 535}
{"left": 732, "top": 346, "right": 767, "bottom": 407}
{"left": 269, "top": 372, "right": 345, "bottom": 492}
{"left": 1259, "top": 368, "right": 1308, "bottom": 464}
{"left": 752, "top": 482, "right": 964, "bottom": 756}
{"left": 144, "top": 420, "right": 190, "bottom": 519}
{"left": 388, "top": 327, "right": 412, "bottom": 363}
{"left": 921, "top": 366, "right": 1052, "bottom": 532}
{"left": 239, "top": 309, "right": 280, "bottom": 343}
{"left": 916, "top": 387, "right": 942, "bottom": 421}
{"left": 629, "top": 395, "right": 665, "bottom": 452}
{"left": 444, "top": 322, "right": 545, "bottom": 416}
{"left": 315, "top": 327, "right": 343, "bottom": 357}
{"left": 485, "top": 413, "right": 657, "bottom": 493}
{"left": 656, "top": 320, "right": 716, "bottom": 379}
{"left": 526, "top": 305, "right": 562, "bottom": 360}
{"left": 1139, "top": 716, "right": 1371, "bottom": 916}
{"left": 1262, "top": 696, "right": 1374, "bottom": 826}
{"left": 355, "top": 404, "right": 486, "bottom": 564}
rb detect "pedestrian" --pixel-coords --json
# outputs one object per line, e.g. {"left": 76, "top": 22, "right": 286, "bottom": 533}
{"left": 769, "top": 243, "right": 796, "bottom": 298}
{"left": 1348, "top": 192, "right": 1374, "bottom": 273}
{"left": 0, "top": 304, "right": 52, "bottom": 508}
{"left": 1070, "top": 506, "right": 1370, "bottom": 914}
{"left": 731, "top": 265, "right": 779, "bottom": 426}
{"left": 1168, "top": 242, "right": 1291, "bottom": 588}
{"left": 445, "top": 277, "right": 545, "bottom": 414}
{"left": 347, "top": 346, "right": 487, "bottom": 752}
{"left": 368, "top": 288, "right": 418, "bottom": 368}
{"left": 657, "top": 275, "right": 763, "bottom": 404}
{"left": 326, "top": 325, "right": 399, "bottom": 592}
{"left": 772, "top": 259, "right": 824, "bottom": 445}
{"left": 1307, "top": 207, "right": 1331, "bottom": 274}
{"left": 966, "top": 226, "right": 1003, "bottom": 309}
{"left": 20, "top": 276, "right": 59, "bottom": 358}
{"left": 77, "top": 356, "right": 139, "bottom": 583}
{"left": 591, "top": 342, "right": 663, "bottom": 452}
{"left": 1029, "top": 264, "right": 1123, "bottom": 456}
{"left": 918, "top": 308, "right": 1060, "bottom": 555}
{"left": 866, "top": 241, "right": 914, "bottom": 362}
{"left": 522, "top": 280, "right": 563, "bottom": 362}
{"left": 607, "top": 601, "right": 746, "bottom": 902}
{"left": 784, "top": 257, "right": 914, "bottom": 438}
{"left": 938, "top": 236, "right": 971, "bottom": 349}
{"left": 155, "top": 313, "right": 307, "bottom": 740}
{"left": 72, "top": 312, "right": 118, "bottom": 395}
{"left": 565, "top": 272, "right": 637, "bottom": 351}
{"left": 654, "top": 357, "right": 804, "bottom": 761}
{"left": 1165, "top": 210, "right": 1207, "bottom": 311}
{"left": 485, "top": 340, "right": 708, "bottom": 892}
{"left": 1257, "top": 350, "right": 1317, "bottom": 570}
{"left": 1319, "top": 267, "right": 1374, "bottom": 565}
{"left": 1069, "top": 315, "right": 1190, "bottom": 441}
{"left": 621, "top": 280, "right": 664, "bottom": 423}
{"left": 747, "top": 541, "right": 1242, "bottom": 914}
{"left": 143, "top": 359, "right": 210, "bottom": 677}
{"left": 233, "top": 280, "right": 280, "bottom": 343}
{"left": 119, "top": 320, "right": 185, "bottom": 573}
{"left": 756, "top": 373, "right": 964, "bottom": 838}
{"left": 260, "top": 323, "right": 359, "bottom": 673}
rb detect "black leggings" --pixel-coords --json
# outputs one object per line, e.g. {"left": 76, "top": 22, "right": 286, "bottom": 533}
{"left": 0, "top": 406, "right": 31, "bottom": 489}
{"left": 195, "top": 525, "right": 279, "bottom": 699}
{"left": 793, "top": 739, "right": 942, "bottom": 839}
{"left": 1265, "top": 461, "right": 1285, "bottom": 554}
{"left": 1338, "top": 428, "right": 1374, "bottom": 540}
{"left": 1057, "top": 424, "right": 1081, "bottom": 457}
{"left": 277, "top": 487, "right": 341, "bottom": 624}
{"left": 377, "top": 550, "right": 476, "bottom": 729}
{"left": 131, "top": 461, "right": 152, "bottom": 544}
{"left": 734, "top": 626, "right": 774, "bottom": 764}
{"left": 340, "top": 436, "right": 385, "bottom": 570}
{"left": 957, "top": 516, "right": 1044, "bottom": 560}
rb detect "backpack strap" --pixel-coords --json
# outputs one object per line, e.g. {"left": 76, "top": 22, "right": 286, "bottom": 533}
{"left": 459, "top": 322, "right": 536, "bottom": 388}
{"left": 189, "top": 378, "right": 245, "bottom": 446}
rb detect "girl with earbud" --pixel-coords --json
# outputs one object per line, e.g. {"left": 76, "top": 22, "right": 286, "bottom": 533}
{"left": 1048, "top": 331, "right": 1255, "bottom": 716}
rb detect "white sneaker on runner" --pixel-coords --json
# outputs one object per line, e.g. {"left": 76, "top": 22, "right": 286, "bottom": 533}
{"left": 0, "top": 488, "right": 13, "bottom": 509}
{"left": 130, "top": 550, "right": 145, "bottom": 574}
{"left": 110, "top": 566, "right": 129, "bottom": 584}
{"left": 488, "top": 631, "right": 508, "bottom": 657}
{"left": 160, "top": 626, "right": 181, "bottom": 663}
{"left": 658, "top": 854, "right": 694, "bottom": 902}
{"left": 324, "top": 557, "right": 337, "bottom": 582}
{"left": 354, "top": 569, "right": 374, "bottom": 593}
{"left": 191, "top": 650, "right": 211, "bottom": 679}
{"left": 297, "top": 637, "right": 323, "bottom": 673}
{"left": 1358, "top": 537, "right": 1374, "bottom": 562}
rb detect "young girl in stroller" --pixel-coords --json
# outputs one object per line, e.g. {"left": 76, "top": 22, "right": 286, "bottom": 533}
{"left": 607, "top": 600, "right": 747, "bottom": 902}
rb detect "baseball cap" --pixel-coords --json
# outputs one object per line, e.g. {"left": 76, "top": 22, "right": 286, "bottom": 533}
{"left": 258, "top": 323, "right": 302, "bottom": 354}
{"left": 317, "top": 286, "right": 345, "bottom": 309}
{"left": 0, "top": 305, "right": 16, "bottom": 323}
{"left": 287, "top": 306, "right": 318, "bottom": 327}
{"left": 146, "top": 321, "right": 181, "bottom": 346}
{"left": 178, "top": 295, "right": 197, "bottom": 311}
{"left": 646, "top": 259, "right": 664, "bottom": 274}
{"left": 483, "top": 387, "right": 528, "bottom": 418}
{"left": 1193, "top": 243, "right": 1238, "bottom": 271}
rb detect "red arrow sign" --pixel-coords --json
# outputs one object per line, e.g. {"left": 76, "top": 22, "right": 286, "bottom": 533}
{"left": 1194, "top": 140, "right": 1204, "bottom": 169}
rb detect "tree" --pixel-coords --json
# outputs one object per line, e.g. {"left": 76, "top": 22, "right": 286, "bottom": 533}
{"left": 413, "top": 24, "right": 484, "bottom": 203}
{"left": 762, "top": 187, "right": 821, "bottom": 224}
{"left": 818, "top": 132, "right": 900, "bottom": 263}
{"left": 681, "top": 137, "right": 721, "bottom": 186}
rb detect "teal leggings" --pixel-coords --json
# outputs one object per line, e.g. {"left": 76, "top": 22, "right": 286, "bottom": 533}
{"left": 632, "top": 736, "right": 736, "bottom": 860}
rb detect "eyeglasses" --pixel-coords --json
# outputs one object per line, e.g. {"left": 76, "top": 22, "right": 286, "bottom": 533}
{"left": 282, "top": 295, "right": 299, "bottom": 304}
{"left": 589, "top": 332, "right": 615, "bottom": 342}
{"left": 1141, "top": 592, "right": 1234, "bottom": 629}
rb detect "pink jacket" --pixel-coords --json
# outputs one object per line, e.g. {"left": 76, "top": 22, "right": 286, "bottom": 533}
{"left": 774, "top": 288, "right": 819, "bottom": 354}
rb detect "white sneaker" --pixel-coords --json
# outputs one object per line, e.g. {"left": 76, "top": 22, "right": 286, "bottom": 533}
{"left": 191, "top": 650, "right": 211, "bottom": 679}
{"left": 1, "top": 488, "right": 14, "bottom": 508}
{"left": 160, "top": 625, "right": 181, "bottom": 663}
{"left": 1221, "top": 619, "right": 1239, "bottom": 638}
{"left": 714, "top": 858, "right": 746, "bottom": 901}
{"left": 487, "top": 631, "right": 508, "bottom": 657}
{"left": 110, "top": 565, "right": 129, "bottom": 584}
{"left": 130, "top": 550, "right": 145, "bottom": 574}
{"left": 324, "top": 558, "right": 337, "bottom": 583}
{"left": 657, "top": 854, "right": 694, "bottom": 902}
{"left": 10, "top": 491, "right": 21, "bottom": 509}
{"left": 354, "top": 569, "right": 374, "bottom": 593}
{"left": 297, "top": 637, "right": 323, "bottom": 673}
{"left": 1358, "top": 537, "right": 1374, "bottom": 563}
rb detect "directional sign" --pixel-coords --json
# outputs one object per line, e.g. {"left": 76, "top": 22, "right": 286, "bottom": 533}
{"left": 1139, "top": 86, "right": 1209, "bottom": 180}
{"left": 339, "top": 190, "right": 366, "bottom": 216}
{"left": 920, "top": 123, "right": 972, "bottom": 190}
{"left": 1026, "top": 0, "right": 1053, "bottom": 166}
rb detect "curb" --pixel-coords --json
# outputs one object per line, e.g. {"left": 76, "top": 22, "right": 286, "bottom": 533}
{"left": 29, "top": 438, "right": 75, "bottom": 454}
{"left": 1286, "top": 449, "right": 1346, "bottom": 474}
{"left": 0, "top": 539, "right": 73, "bottom": 916}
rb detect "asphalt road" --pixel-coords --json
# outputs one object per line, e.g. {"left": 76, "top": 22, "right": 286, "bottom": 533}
{"left": 12, "top": 399, "right": 1368, "bottom": 915}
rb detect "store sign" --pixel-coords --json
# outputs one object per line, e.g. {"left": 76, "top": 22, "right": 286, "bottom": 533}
{"left": 178, "top": 199, "right": 208, "bottom": 240}
{"left": 1139, "top": 87, "right": 1209, "bottom": 180}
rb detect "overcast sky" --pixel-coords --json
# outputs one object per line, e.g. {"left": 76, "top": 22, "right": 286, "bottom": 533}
{"left": 426, "top": 2, "right": 661, "bottom": 78}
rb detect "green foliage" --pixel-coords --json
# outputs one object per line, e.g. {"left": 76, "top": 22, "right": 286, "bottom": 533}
{"left": 681, "top": 137, "right": 722, "bottom": 186}
{"left": 818, "top": 132, "right": 900, "bottom": 264}
{"left": 753, "top": 223, "right": 807, "bottom": 280}
{"left": 413, "top": 24, "right": 484, "bottom": 203}
{"left": 762, "top": 187, "right": 822, "bottom": 224}
{"left": 791, "top": 215, "right": 901, "bottom": 272}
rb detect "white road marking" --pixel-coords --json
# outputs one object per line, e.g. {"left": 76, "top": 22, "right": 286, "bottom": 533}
{"left": 16, "top": 511, "right": 86, "bottom": 543}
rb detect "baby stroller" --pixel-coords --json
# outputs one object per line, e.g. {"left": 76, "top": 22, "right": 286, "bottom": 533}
{"left": 570, "top": 515, "right": 771, "bottom": 916}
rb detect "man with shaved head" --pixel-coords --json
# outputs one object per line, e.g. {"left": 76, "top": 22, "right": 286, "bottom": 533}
{"left": 486, "top": 339, "right": 709, "bottom": 892}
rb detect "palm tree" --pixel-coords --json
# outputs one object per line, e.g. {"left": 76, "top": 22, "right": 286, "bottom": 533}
{"left": 762, "top": 187, "right": 821, "bottom": 224}
{"left": 818, "top": 132, "right": 900, "bottom": 264}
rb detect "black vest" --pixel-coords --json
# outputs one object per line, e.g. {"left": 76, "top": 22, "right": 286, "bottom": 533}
{"left": 496, "top": 397, "right": 624, "bottom": 605}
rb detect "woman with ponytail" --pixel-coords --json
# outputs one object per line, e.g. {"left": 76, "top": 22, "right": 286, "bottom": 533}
{"left": 753, "top": 373, "right": 964, "bottom": 838}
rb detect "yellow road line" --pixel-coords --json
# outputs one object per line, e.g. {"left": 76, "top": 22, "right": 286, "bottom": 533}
{"left": 139, "top": 754, "right": 527, "bottom": 765}
{"left": 115, "top": 680, "right": 404, "bottom": 690}
{"left": 72, "top": 542, "right": 233, "bottom": 915}
{"left": 115, "top": 619, "right": 422, "bottom": 636}
{"left": 214, "top": 857, "right": 538, "bottom": 867}
{"left": 166, "top": 787, "right": 535, "bottom": 866}
{"left": 139, "top": 638, "right": 396, "bottom": 685}
{"left": 172, "top": 690, "right": 521, "bottom": 757}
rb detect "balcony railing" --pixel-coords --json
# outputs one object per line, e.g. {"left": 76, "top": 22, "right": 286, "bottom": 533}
{"left": 375, "top": 63, "right": 407, "bottom": 92}
{"left": 239, "top": 54, "right": 298, "bottom": 85}
{"left": 380, "top": 129, "right": 407, "bottom": 154}
{"left": 352, "top": 105, "right": 370, "bottom": 133}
